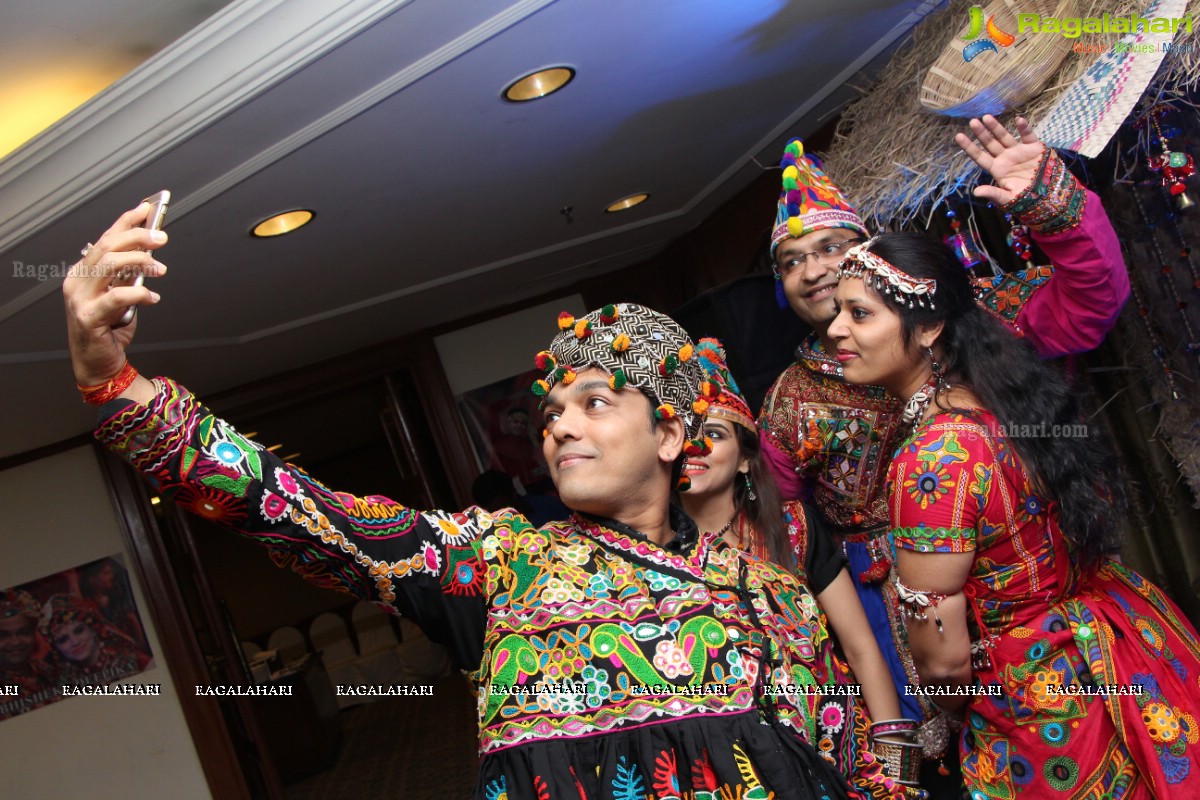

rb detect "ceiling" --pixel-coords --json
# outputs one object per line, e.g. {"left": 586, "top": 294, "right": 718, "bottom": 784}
{"left": 0, "top": 0, "right": 941, "bottom": 460}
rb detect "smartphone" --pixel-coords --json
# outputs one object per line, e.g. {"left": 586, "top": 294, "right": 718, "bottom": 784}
{"left": 114, "top": 190, "right": 170, "bottom": 328}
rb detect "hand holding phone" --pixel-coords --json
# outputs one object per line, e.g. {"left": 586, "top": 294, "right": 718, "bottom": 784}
{"left": 113, "top": 190, "right": 170, "bottom": 328}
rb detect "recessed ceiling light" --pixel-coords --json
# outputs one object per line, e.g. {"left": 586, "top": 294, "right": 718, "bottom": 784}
{"left": 502, "top": 67, "right": 575, "bottom": 102}
{"left": 251, "top": 209, "right": 314, "bottom": 238}
{"left": 605, "top": 193, "right": 649, "bottom": 213}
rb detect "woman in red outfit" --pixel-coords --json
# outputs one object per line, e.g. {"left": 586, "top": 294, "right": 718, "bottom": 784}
{"left": 826, "top": 158, "right": 1200, "bottom": 796}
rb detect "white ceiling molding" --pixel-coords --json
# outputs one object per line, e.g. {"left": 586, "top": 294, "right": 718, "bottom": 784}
{"left": 0, "top": 0, "right": 412, "bottom": 256}
{"left": 0, "top": 226, "right": 671, "bottom": 365}
{"left": 0, "top": 0, "right": 930, "bottom": 344}
{"left": 0, "top": 0, "right": 563, "bottom": 328}
{"left": 169, "top": 0, "right": 564, "bottom": 222}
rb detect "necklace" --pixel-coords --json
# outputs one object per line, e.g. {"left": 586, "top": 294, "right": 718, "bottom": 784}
{"left": 708, "top": 513, "right": 739, "bottom": 540}
{"left": 902, "top": 376, "right": 939, "bottom": 434}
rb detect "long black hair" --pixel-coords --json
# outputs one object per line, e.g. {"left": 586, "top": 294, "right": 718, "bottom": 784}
{"left": 734, "top": 425, "right": 794, "bottom": 571}
{"left": 863, "top": 232, "right": 1123, "bottom": 565}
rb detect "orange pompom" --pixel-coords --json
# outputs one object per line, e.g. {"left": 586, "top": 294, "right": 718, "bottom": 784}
{"left": 611, "top": 333, "right": 631, "bottom": 352}
{"left": 692, "top": 398, "right": 710, "bottom": 415}
{"left": 678, "top": 343, "right": 694, "bottom": 362}
{"left": 795, "top": 418, "right": 823, "bottom": 462}
{"left": 557, "top": 312, "right": 575, "bottom": 330}
{"left": 574, "top": 319, "right": 593, "bottom": 339}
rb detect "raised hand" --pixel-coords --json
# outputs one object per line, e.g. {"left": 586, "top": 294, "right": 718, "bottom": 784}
{"left": 62, "top": 201, "right": 166, "bottom": 397}
{"left": 955, "top": 115, "right": 1044, "bottom": 206}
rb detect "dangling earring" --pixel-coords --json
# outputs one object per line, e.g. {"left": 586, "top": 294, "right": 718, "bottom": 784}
{"left": 927, "top": 346, "right": 950, "bottom": 391}
{"left": 743, "top": 472, "right": 757, "bottom": 502}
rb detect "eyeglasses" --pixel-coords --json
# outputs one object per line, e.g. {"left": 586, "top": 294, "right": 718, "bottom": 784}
{"left": 773, "top": 237, "right": 864, "bottom": 277}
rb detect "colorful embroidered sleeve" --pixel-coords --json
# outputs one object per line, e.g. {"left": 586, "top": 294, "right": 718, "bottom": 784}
{"left": 757, "top": 371, "right": 821, "bottom": 501}
{"left": 761, "top": 429, "right": 809, "bottom": 500}
{"left": 95, "top": 378, "right": 491, "bottom": 667}
{"left": 1015, "top": 180, "right": 1130, "bottom": 358}
{"left": 889, "top": 419, "right": 995, "bottom": 555}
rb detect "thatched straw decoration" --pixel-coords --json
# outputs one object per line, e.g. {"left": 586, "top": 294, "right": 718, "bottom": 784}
{"left": 824, "top": 0, "right": 1200, "bottom": 228}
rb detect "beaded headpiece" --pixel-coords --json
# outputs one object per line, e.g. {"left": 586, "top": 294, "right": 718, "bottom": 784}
{"left": 533, "top": 303, "right": 715, "bottom": 487}
{"left": 770, "top": 139, "right": 869, "bottom": 259}
{"left": 39, "top": 594, "right": 100, "bottom": 636}
{"left": 0, "top": 590, "right": 40, "bottom": 622}
{"left": 693, "top": 339, "right": 755, "bottom": 432}
{"left": 837, "top": 239, "right": 937, "bottom": 309}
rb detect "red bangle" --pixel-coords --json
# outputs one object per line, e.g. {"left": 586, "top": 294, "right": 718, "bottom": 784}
{"left": 78, "top": 361, "right": 138, "bottom": 405}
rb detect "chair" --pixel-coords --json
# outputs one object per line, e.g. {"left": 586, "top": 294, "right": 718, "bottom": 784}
{"left": 309, "top": 613, "right": 363, "bottom": 708}
{"left": 267, "top": 625, "right": 308, "bottom": 664}
{"left": 351, "top": 601, "right": 400, "bottom": 655}
{"left": 309, "top": 613, "right": 357, "bottom": 666}
{"left": 350, "top": 602, "right": 451, "bottom": 688}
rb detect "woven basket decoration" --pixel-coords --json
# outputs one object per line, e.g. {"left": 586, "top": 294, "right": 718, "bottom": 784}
{"left": 920, "top": 0, "right": 1077, "bottom": 117}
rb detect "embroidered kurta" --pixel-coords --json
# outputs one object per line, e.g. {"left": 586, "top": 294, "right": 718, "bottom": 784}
{"left": 96, "top": 379, "right": 906, "bottom": 800}
{"left": 890, "top": 410, "right": 1200, "bottom": 799}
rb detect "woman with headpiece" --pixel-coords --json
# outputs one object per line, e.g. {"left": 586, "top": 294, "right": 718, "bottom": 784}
{"left": 41, "top": 594, "right": 150, "bottom": 688}
{"left": 79, "top": 556, "right": 150, "bottom": 653}
{"left": 827, "top": 226, "right": 1200, "bottom": 797}
{"left": 758, "top": 120, "right": 1132, "bottom": 789}
{"left": 679, "top": 339, "right": 922, "bottom": 788}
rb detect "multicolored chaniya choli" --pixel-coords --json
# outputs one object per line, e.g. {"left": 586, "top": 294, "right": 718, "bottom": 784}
{"left": 96, "top": 379, "right": 908, "bottom": 800}
{"left": 889, "top": 410, "right": 1200, "bottom": 799}
{"left": 758, "top": 184, "right": 1131, "bottom": 754}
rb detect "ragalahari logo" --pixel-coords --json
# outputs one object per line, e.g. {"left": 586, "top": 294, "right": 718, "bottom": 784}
{"left": 961, "top": 6, "right": 1016, "bottom": 61}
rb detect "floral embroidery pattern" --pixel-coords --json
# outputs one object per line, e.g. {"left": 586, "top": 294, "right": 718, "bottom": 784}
{"left": 890, "top": 412, "right": 1200, "bottom": 797}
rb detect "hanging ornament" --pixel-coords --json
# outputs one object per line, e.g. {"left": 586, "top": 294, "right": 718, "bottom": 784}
{"left": 944, "top": 208, "right": 985, "bottom": 269}
{"left": 1142, "top": 105, "right": 1196, "bottom": 211}
{"left": 1005, "top": 212, "right": 1033, "bottom": 264}
{"left": 1130, "top": 182, "right": 1199, "bottom": 385}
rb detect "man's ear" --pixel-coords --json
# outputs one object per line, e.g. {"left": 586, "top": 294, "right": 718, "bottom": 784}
{"left": 656, "top": 416, "right": 687, "bottom": 465}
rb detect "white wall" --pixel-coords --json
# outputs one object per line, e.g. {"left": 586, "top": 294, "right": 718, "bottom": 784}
{"left": 0, "top": 446, "right": 211, "bottom": 800}
{"left": 434, "top": 294, "right": 586, "bottom": 395}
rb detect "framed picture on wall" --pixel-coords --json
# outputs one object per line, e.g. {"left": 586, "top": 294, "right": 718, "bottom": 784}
{"left": 456, "top": 367, "right": 553, "bottom": 494}
{"left": 1, "top": 554, "right": 155, "bottom": 721}
{"left": 435, "top": 296, "right": 584, "bottom": 520}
